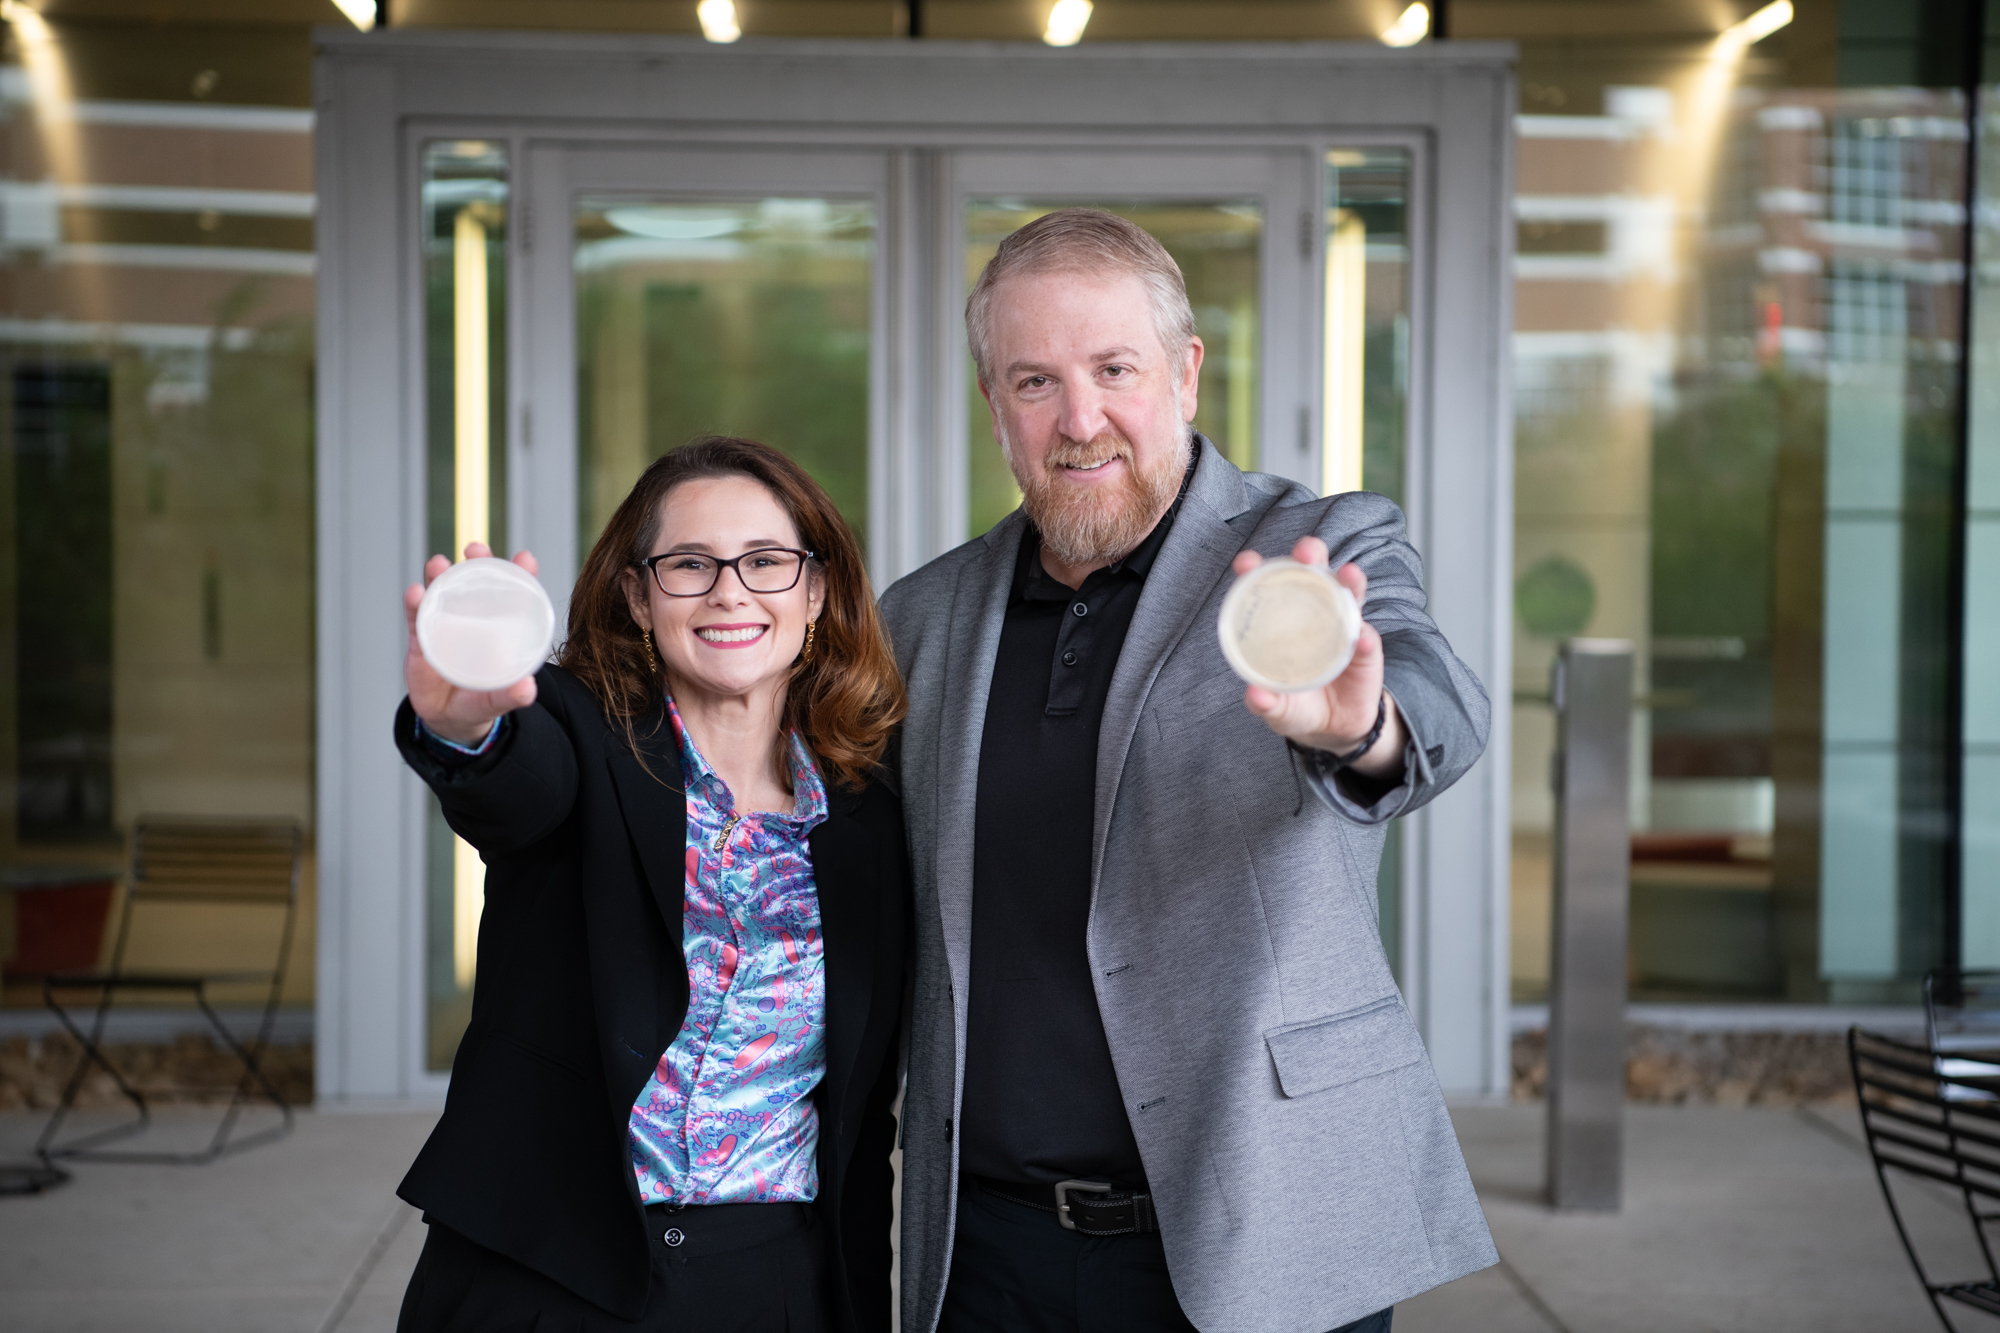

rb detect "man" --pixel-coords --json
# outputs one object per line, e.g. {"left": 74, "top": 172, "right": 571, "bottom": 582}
{"left": 880, "top": 209, "right": 1497, "bottom": 1333}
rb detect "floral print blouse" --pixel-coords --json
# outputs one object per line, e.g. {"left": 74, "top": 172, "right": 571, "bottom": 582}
{"left": 627, "top": 697, "right": 829, "bottom": 1206}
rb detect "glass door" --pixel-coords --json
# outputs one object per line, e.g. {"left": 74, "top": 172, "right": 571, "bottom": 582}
{"left": 425, "top": 145, "right": 888, "bottom": 1069}
{"left": 947, "top": 146, "right": 1415, "bottom": 976}
{"left": 517, "top": 145, "right": 890, "bottom": 627}
{"left": 946, "top": 149, "right": 1315, "bottom": 538}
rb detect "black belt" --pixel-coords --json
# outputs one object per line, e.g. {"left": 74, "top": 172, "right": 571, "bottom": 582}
{"left": 972, "top": 1175, "right": 1160, "bottom": 1236}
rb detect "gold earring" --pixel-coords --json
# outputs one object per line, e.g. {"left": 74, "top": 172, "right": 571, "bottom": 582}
{"left": 642, "top": 626, "right": 659, "bottom": 675}
{"left": 802, "top": 619, "right": 816, "bottom": 663}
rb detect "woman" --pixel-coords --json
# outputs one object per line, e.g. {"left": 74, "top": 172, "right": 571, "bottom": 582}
{"left": 393, "top": 437, "right": 909, "bottom": 1333}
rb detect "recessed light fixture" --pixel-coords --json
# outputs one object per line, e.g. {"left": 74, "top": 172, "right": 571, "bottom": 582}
{"left": 1379, "top": 2, "right": 1429, "bottom": 47}
{"left": 698, "top": 0, "right": 741, "bottom": 43}
{"left": 1044, "top": 0, "right": 1093, "bottom": 47}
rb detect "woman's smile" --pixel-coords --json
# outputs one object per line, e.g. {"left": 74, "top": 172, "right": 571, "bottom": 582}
{"left": 695, "top": 622, "right": 769, "bottom": 647}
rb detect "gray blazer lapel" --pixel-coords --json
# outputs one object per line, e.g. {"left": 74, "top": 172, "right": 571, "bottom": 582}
{"left": 935, "top": 513, "right": 1026, "bottom": 994}
{"left": 1091, "top": 440, "right": 1251, "bottom": 886}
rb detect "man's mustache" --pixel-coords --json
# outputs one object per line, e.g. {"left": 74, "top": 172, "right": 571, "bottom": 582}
{"left": 1042, "top": 434, "right": 1133, "bottom": 474}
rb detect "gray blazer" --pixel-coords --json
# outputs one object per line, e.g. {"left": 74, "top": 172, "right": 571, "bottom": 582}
{"left": 879, "top": 439, "right": 1497, "bottom": 1333}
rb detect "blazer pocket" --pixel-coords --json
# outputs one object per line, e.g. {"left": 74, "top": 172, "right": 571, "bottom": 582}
{"left": 1264, "top": 996, "right": 1424, "bottom": 1098}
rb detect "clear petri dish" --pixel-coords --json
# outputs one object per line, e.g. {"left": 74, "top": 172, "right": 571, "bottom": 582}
{"left": 415, "top": 557, "right": 556, "bottom": 692}
{"left": 1217, "top": 557, "right": 1362, "bottom": 693}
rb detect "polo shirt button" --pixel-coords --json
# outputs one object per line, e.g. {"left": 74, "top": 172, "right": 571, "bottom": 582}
{"left": 664, "top": 1227, "right": 685, "bottom": 1248}
{"left": 1062, "top": 650, "right": 1078, "bottom": 667}
{"left": 1073, "top": 602, "right": 1088, "bottom": 616}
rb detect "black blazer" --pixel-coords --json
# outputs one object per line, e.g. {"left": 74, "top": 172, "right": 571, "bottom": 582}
{"left": 393, "top": 664, "right": 909, "bottom": 1329}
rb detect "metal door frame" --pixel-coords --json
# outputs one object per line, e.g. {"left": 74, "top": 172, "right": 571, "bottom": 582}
{"left": 314, "top": 29, "right": 1518, "bottom": 1102}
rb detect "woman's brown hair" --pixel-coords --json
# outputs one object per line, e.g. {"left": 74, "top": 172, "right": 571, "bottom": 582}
{"left": 559, "top": 436, "right": 905, "bottom": 791}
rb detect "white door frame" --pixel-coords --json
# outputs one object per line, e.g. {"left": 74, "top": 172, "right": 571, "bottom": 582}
{"left": 313, "top": 29, "right": 1518, "bottom": 1102}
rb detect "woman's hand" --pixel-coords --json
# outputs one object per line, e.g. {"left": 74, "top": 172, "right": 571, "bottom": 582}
{"left": 405, "top": 542, "right": 541, "bottom": 745}
{"left": 1233, "top": 536, "right": 1406, "bottom": 778}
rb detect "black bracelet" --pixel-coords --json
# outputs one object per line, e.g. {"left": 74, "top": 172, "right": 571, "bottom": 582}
{"left": 1325, "top": 694, "right": 1388, "bottom": 769}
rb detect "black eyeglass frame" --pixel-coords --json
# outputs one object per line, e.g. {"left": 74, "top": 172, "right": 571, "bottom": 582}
{"left": 634, "top": 547, "right": 821, "bottom": 598}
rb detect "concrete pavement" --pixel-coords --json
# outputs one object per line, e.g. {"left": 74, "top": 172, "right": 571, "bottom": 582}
{"left": 0, "top": 1100, "right": 1986, "bottom": 1331}
{"left": 0, "top": 1105, "right": 431, "bottom": 1333}
{"left": 1399, "top": 1103, "right": 1990, "bottom": 1333}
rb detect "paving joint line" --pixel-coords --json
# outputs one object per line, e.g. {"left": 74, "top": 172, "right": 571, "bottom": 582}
{"left": 1494, "top": 1247, "right": 1575, "bottom": 1333}
{"left": 315, "top": 1198, "right": 414, "bottom": 1333}
{"left": 1794, "top": 1104, "right": 1869, "bottom": 1156}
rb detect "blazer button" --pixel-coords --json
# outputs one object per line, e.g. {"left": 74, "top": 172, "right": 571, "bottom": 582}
{"left": 663, "top": 1227, "right": 685, "bottom": 1248}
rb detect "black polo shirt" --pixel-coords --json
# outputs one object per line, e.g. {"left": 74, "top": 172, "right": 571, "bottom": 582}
{"left": 960, "top": 477, "right": 1190, "bottom": 1191}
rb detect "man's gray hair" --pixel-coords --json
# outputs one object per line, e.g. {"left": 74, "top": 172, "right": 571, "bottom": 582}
{"left": 966, "top": 208, "right": 1199, "bottom": 389}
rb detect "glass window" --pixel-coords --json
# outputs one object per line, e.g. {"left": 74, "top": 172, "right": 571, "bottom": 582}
{"left": 574, "top": 196, "right": 875, "bottom": 556}
{"left": 0, "top": 28, "right": 316, "bottom": 1013}
{"left": 422, "top": 139, "right": 509, "bottom": 1070}
{"left": 1502, "top": 22, "right": 1973, "bottom": 1005}
{"left": 963, "top": 199, "right": 1262, "bottom": 538}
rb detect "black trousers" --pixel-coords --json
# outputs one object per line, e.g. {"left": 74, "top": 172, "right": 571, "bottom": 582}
{"left": 397, "top": 1201, "right": 833, "bottom": 1333}
{"left": 937, "top": 1180, "right": 1393, "bottom": 1333}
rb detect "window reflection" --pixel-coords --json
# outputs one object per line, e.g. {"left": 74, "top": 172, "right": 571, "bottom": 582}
{"left": 1511, "top": 72, "right": 1970, "bottom": 1005}
{"left": 0, "top": 52, "right": 316, "bottom": 1012}
{"left": 574, "top": 196, "right": 874, "bottom": 556}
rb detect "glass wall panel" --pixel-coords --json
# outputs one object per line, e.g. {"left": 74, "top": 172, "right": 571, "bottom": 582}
{"left": 1325, "top": 148, "right": 1412, "bottom": 508}
{"left": 1325, "top": 148, "right": 1414, "bottom": 972}
{"left": 1493, "top": 7, "right": 1972, "bottom": 1005}
{"left": 0, "top": 23, "right": 316, "bottom": 1013}
{"left": 964, "top": 200, "right": 1262, "bottom": 538}
{"left": 1964, "top": 10, "right": 2000, "bottom": 970}
{"left": 421, "top": 139, "right": 509, "bottom": 1071}
{"left": 574, "top": 197, "right": 874, "bottom": 555}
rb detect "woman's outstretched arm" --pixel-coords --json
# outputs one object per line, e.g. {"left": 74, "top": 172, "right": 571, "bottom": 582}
{"left": 396, "top": 542, "right": 578, "bottom": 855}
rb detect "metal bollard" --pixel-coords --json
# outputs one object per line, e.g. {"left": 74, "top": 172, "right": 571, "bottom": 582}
{"left": 1545, "top": 638, "right": 1632, "bottom": 1212}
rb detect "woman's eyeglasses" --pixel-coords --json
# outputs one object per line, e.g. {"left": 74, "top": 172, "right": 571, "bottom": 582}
{"left": 636, "top": 547, "right": 818, "bottom": 598}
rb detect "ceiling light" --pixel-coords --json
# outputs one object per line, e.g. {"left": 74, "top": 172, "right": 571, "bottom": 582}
{"left": 1044, "top": 0, "right": 1092, "bottom": 47}
{"left": 1379, "top": 2, "right": 1429, "bottom": 47}
{"left": 698, "top": 0, "right": 741, "bottom": 43}
{"left": 331, "top": 0, "right": 376, "bottom": 30}
{"left": 1718, "top": 0, "right": 1792, "bottom": 53}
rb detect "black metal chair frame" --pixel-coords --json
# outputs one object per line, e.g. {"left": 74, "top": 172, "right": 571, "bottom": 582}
{"left": 34, "top": 817, "right": 304, "bottom": 1165}
{"left": 1850, "top": 1024, "right": 2000, "bottom": 1329}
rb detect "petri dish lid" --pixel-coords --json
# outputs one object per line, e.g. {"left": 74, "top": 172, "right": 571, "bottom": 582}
{"left": 415, "top": 556, "right": 557, "bottom": 692}
{"left": 1217, "top": 557, "right": 1362, "bottom": 693}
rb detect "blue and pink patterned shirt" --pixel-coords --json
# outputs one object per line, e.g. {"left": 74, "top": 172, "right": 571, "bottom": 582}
{"left": 627, "top": 698, "right": 830, "bottom": 1206}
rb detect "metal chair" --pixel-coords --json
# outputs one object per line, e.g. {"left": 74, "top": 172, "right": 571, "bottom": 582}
{"left": 1851, "top": 971, "right": 2000, "bottom": 1331}
{"left": 35, "top": 817, "right": 304, "bottom": 1164}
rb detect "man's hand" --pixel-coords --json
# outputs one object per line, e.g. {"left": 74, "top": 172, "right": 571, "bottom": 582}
{"left": 405, "top": 542, "right": 541, "bottom": 746}
{"left": 1233, "top": 536, "right": 1406, "bottom": 779}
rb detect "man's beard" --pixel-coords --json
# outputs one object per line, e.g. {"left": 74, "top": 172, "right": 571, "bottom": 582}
{"left": 1003, "top": 421, "right": 1189, "bottom": 569}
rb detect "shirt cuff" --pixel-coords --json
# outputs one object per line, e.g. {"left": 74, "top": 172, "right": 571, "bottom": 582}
{"left": 417, "top": 715, "right": 505, "bottom": 761}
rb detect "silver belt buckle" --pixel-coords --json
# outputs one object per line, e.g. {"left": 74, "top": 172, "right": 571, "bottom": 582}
{"left": 1053, "top": 1178, "right": 1113, "bottom": 1231}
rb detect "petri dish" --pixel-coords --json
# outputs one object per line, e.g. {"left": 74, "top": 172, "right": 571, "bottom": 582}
{"left": 1217, "top": 557, "right": 1362, "bottom": 693}
{"left": 415, "top": 557, "right": 557, "bottom": 691}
